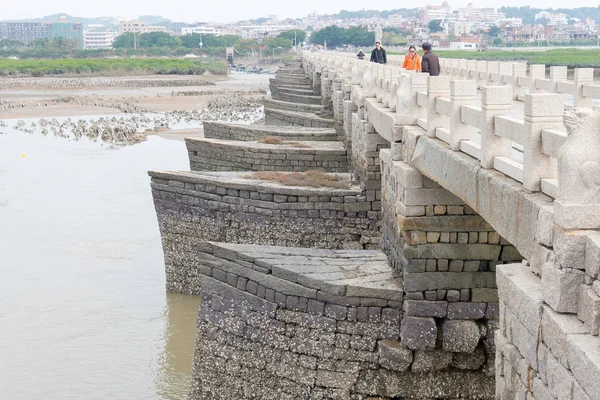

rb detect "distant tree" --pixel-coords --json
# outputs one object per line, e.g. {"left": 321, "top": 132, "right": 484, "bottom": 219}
{"left": 137, "top": 32, "right": 181, "bottom": 48}
{"left": 310, "top": 25, "right": 374, "bottom": 47}
{"left": 488, "top": 25, "right": 501, "bottom": 37}
{"left": 492, "top": 38, "right": 504, "bottom": 46}
{"left": 428, "top": 20, "right": 444, "bottom": 33}
{"left": 277, "top": 30, "right": 307, "bottom": 46}
{"left": 263, "top": 37, "right": 293, "bottom": 49}
{"left": 382, "top": 31, "right": 407, "bottom": 46}
{"left": 344, "top": 26, "right": 374, "bottom": 47}
{"left": 180, "top": 32, "right": 203, "bottom": 48}
{"left": 113, "top": 33, "right": 135, "bottom": 49}
{"left": 0, "top": 38, "right": 24, "bottom": 50}
{"left": 310, "top": 26, "right": 346, "bottom": 47}
{"left": 536, "top": 17, "right": 550, "bottom": 26}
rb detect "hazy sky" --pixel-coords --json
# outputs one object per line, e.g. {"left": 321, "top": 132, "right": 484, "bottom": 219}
{"left": 2, "top": 0, "right": 597, "bottom": 23}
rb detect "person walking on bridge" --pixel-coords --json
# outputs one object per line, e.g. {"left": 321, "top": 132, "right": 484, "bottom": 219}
{"left": 421, "top": 42, "right": 440, "bottom": 76}
{"left": 402, "top": 46, "right": 421, "bottom": 71}
{"left": 370, "top": 42, "right": 387, "bottom": 64}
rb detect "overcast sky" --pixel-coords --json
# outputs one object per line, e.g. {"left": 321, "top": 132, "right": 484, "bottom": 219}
{"left": 1, "top": 0, "right": 597, "bottom": 23}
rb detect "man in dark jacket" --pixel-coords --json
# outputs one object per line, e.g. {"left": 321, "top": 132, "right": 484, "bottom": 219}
{"left": 421, "top": 42, "right": 440, "bottom": 76}
{"left": 370, "top": 42, "right": 387, "bottom": 64}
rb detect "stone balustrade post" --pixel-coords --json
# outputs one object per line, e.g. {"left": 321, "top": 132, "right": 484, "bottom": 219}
{"left": 426, "top": 76, "right": 450, "bottom": 138}
{"left": 512, "top": 63, "right": 527, "bottom": 100}
{"left": 487, "top": 61, "right": 499, "bottom": 85}
{"left": 382, "top": 76, "right": 392, "bottom": 108}
{"left": 389, "top": 79, "right": 398, "bottom": 112}
{"left": 451, "top": 59, "right": 460, "bottom": 80}
{"left": 522, "top": 94, "right": 566, "bottom": 192}
{"left": 476, "top": 61, "right": 488, "bottom": 88}
{"left": 449, "top": 80, "right": 477, "bottom": 151}
{"left": 574, "top": 68, "right": 594, "bottom": 108}
{"left": 351, "top": 60, "right": 363, "bottom": 85}
{"left": 498, "top": 62, "right": 513, "bottom": 85}
{"left": 529, "top": 64, "right": 546, "bottom": 94}
{"left": 440, "top": 58, "right": 449, "bottom": 74}
{"left": 375, "top": 65, "right": 385, "bottom": 102}
{"left": 480, "top": 86, "right": 513, "bottom": 168}
{"left": 361, "top": 63, "right": 376, "bottom": 98}
{"left": 467, "top": 60, "right": 477, "bottom": 80}
{"left": 459, "top": 59, "right": 468, "bottom": 80}
{"left": 549, "top": 66, "right": 567, "bottom": 93}
{"left": 412, "top": 72, "right": 429, "bottom": 123}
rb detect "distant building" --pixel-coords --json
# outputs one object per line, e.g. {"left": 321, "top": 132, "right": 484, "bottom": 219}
{"left": 419, "top": 2, "right": 452, "bottom": 22}
{"left": 83, "top": 29, "right": 117, "bottom": 49}
{"left": 181, "top": 26, "right": 222, "bottom": 36}
{"left": 0, "top": 22, "right": 49, "bottom": 44}
{"left": 449, "top": 41, "right": 478, "bottom": 49}
{"left": 535, "top": 11, "right": 568, "bottom": 26}
{"left": 48, "top": 16, "right": 83, "bottom": 44}
{"left": 118, "top": 21, "right": 167, "bottom": 34}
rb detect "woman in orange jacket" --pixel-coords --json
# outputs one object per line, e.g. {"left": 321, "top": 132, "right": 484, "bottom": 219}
{"left": 402, "top": 46, "right": 421, "bottom": 72}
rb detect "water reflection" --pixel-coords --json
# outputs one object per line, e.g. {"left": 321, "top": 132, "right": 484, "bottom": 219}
{"left": 155, "top": 294, "right": 201, "bottom": 400}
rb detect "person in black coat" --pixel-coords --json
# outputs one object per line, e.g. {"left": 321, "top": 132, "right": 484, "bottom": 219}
{"left": 421, "top": 42, "right": 440, "bottom": 76}
{"left": 370, "top": 42, "right": 387, "bottom": 64}
{"left": 357, "top": 50, "right": 365, "bottom": 60}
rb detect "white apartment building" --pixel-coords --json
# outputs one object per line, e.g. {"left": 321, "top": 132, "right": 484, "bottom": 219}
{"left": 83, "top": 30, "right": 117, "bottom": 49}
{"left": 118, "top": 21, "right": 167, "bottom": 34}
{"left": 535, "top": 11, "right": 568, "bottom": 26}
{"left": 238, "top": 25, "right": 295, "bottom": 33}
{"left": 181, "top": 26, "right": 222, "bottom": 36}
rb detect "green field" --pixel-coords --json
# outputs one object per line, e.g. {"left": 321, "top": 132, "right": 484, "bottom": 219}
{"left": 0, "top": 58, "right": 229, "bottom": 77}
{"left": 419, "top": 49, "right": 600, "bottom": 68}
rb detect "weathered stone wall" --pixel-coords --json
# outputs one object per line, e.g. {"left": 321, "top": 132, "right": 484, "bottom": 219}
{"left": 350, "top": 112, "right": 390, "bottom": 233}
{"left": 185, "top": 138, "right": 348, "bottom": 173}
{"left": 265, "top": 108, "right": 335, "bottom": 128}
{"left": 186, "top": 242, "right": 495, "bottom": 400}
{"left": 495, "top": 263, "right": 600, "bottom": 400}
{"left": 278, "top": 92, "right": 322, "bottom": 105}
{"left": 262, "top": 99, "right": 324, "bottom": 114}
{"left": 203, "top": 121, "right": 337, "bottom": 142}
{"left": 149, "top": 170, "right": 381, "bottom": 253}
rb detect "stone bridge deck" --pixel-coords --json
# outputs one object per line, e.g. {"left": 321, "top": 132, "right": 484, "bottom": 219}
{"left": 202, "top": 121, "right": 337, "bottom": 141}
{"left": 185, "top": 137, "right": 348, "bottom": 172}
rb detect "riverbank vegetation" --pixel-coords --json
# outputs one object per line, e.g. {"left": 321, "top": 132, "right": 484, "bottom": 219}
{"left": 0, "top": 30, "right": 303, "bottom": 61}
{"left": 433, "top": 49, "right": 600, "bottom": 68}
{"left": 0, "top": 58, "right": 228, "bottom": 77}
{"left": 388, "top": 48, "right": 600, "bottom": 68}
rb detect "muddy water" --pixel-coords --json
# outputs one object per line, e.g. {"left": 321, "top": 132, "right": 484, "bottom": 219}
{"left": 0, "top": 131, "right": 200, "bottom": 399}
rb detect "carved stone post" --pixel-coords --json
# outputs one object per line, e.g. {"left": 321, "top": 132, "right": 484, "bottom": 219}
{"left": 449, "top": 80, "right": 477, "bottom": 151}
{"left": 529, "top": 64, "right": 546, "bottom": 94}
{"left": 522, "top": 94, "right": 566, "bottom": 192}
{"left": 574, "top": 68, "right": 594, "bottom": 108}
{"left": 480, "top": 86, "right": 513, "bottom": 169}
{"left": 361, "top": 63, "right": 376, "bottom": 98}
{"left": 426, "top": 76, "right": 450, "bottom": 138}
{"left": 512, "top": 63, "right": 527, "bottom": 100}
{"left": 549, "top": 66, "right": 567, "bottom": 93}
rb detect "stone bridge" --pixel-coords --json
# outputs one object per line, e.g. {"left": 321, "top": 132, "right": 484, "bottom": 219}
{"left": 148, "top": 55, "right": 600, "bottom": 399}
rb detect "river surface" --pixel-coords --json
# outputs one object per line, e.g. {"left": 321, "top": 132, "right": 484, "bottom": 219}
{"left": 0, "top": 130, "right": 201, "bottom": 399}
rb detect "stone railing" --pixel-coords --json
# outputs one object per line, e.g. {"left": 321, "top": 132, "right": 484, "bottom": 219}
{"left": 304, "top": 52, "right": 600, "bottom": 231}
{"left": 305, "top": 51, "right": 600, "bottom": 400}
